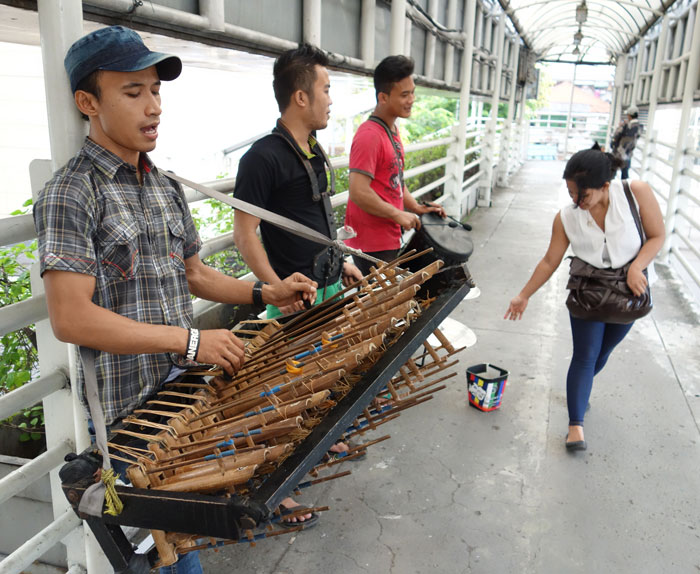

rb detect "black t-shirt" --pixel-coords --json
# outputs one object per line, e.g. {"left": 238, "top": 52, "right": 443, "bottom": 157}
{"left": 233, "top": 131, "right": 332, "bottom": 280}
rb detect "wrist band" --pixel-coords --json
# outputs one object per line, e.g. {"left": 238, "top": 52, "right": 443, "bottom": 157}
{"left": 252, "top": 281, "right": 267, "bottom": 307}
{"left": 186, "top": 328, "right": 200, "bottom": 362}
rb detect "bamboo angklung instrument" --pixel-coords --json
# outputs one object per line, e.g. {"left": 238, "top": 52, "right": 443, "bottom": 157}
{"left": 107, "top": 253, "right": 466, "bottom": 566}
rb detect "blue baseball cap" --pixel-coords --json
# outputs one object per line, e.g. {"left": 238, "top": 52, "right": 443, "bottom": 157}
{"left": 64, "top": 26, "right": 182, "bottom": 93}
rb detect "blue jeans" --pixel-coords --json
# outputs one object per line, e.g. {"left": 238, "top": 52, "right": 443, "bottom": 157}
{"left": 157, "top": 550, "right": 202, "bottom": 574}
{"left": 620, "top": 158, "right": 631, "bottom": 180}
{"left": 567, "top": 315, "right": 634, "bottom": 426}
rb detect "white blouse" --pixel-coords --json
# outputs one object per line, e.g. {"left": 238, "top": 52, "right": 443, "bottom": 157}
{"left": 560, "top": 179, "right": 644, "bottom": 269}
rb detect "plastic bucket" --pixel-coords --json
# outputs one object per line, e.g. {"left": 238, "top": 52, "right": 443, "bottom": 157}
{"left": 466, "top": 363, "right": 509, "bottom": 411}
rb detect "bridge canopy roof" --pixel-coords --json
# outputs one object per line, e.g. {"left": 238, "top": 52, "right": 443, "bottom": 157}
{"left": 500, "top": 0, "right": 676, "bottom": 63}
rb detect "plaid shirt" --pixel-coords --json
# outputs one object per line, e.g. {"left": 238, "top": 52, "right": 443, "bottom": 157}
{"left": 34, "top": 138, "right": 201, "bottom": 425}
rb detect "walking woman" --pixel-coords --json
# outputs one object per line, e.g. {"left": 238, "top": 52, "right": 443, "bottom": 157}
{"left": 504, "top": 147, "right": 664, "bottom": 450}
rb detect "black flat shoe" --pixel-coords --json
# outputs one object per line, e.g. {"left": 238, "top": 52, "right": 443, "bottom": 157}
{"left": 565, "top": 439, "right": 587, "bottom": 451}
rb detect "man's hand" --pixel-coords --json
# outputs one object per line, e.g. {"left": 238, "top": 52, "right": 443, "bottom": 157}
{"left": 393, "top": 210, "right": 421, "bottom": 230}
{"left": 264, "top": 272, "right": 318, "bottom": 308}
{"left": 419, "top": 201, "right": 447, "bottom": 218}
{"left": 342, "top": 262, "right": 363, "bottom": 285}
{"left": 196, "top": 330, "right": 246, "bottom": 375}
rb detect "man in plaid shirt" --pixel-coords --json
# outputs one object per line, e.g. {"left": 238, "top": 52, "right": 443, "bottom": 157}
{"left": 34, "top": 27, "right": 316, "bottom": 433}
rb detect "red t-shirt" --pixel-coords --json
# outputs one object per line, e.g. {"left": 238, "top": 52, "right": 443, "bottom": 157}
{"left": 344, "top": 119, "right": 404, "bottom": 252}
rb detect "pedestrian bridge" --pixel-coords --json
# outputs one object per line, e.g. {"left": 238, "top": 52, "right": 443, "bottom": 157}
{"left": 0, "top": 1, "right": 698, "bottom": 572}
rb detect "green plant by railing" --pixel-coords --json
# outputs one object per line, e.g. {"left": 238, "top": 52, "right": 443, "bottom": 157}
{"left": 0, "top": 199, "right": 42, "bottom": 443}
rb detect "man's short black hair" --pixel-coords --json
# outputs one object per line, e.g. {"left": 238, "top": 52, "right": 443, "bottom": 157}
{"left": 75, "top": 69, "right": 102, "bottom": 122}
{"left": 374, "top": 55, "right": 415, "bottom": 99}
{"left": 273, "top": 43, "right": 329, "bottom": 113}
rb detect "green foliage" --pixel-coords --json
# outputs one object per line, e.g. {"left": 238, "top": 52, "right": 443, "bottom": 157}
{"left": 402, "top": 95, "right": 459, "bottom": 199}
{"left": 191, "top": 197, "right": 250, "bottom": 277}
{"left": 405, "top": 145, "right": 448, "bottom": 198}
{"left": 483, "top": 102, "right": 509, "bottom": 119}
{"left": 333, "top": 167, "right": 349, "bottom": 223}
{"left": 403, "top": 96, "right": 457, "bottom": 142}
{"left": 6, "top": 405, "right": 45, "bottom": 442}
{"left": 526, "top": 65, "right": 553, "bottom": 117}
{"left": 1, "top": 199, "right": 42, "bottom": 441}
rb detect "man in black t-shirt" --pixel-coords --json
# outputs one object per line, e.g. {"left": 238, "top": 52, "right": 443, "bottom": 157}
{"left": 233, "top": 44, "right": 364, "bottom": 525}
{"left": 234, "top": 131, "right": 332, "bottom": 283}
{"left": 233, "top": 44, "right": 362, "bottom": 320}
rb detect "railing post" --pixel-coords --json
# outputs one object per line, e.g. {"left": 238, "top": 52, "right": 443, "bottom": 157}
{"left": 443, "top": 0, "right": 458, "bottom": 85}
{"left": 563, "top": 63, "right": 577, "bottom": 158}
{"left": 497, "top": 40, "right": 520, "bottom": 186}
{"left": 606, "top": 54, "right": 627, "bottom": 152}
{"left": 361, "top": 0, "right": 376, "bottom": 68}
{"left": 424, "top": 0, "right": 440, "bottom": 79}
{"left": 517, "top": 84, "right": 528, "bottom": 163}
{"left": 35, "top": 2, "right": 110, "bottom": 572}
{"left": 639, "top": 14, "right": 669, "bottom": 180}
{"left": 390, "top": 0, "right": 406, "bottom": 55}
{"left": 644, "top": 130, "right": 658, "bottom": 186}
{"left": 661, "top": 2, "right": 700, "bottom": 260}
{"left": 478, "top": 13, "right": 504, "bottom": 207}
{"left": 404, "top": 10, "right": 413, "bottom": 55}
{"left": 303, "top": 0, "right": 322, "bottom": 46}
{"left": 443, "top": 0, "right": 476, "bottom": 218}
{"left": 630, "top": 40, "right": 645, "bottom": 107}
{"left": 199, "top": 0, "right": 225, "bottom": 32}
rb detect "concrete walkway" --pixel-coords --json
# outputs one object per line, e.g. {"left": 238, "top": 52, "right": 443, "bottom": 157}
{"left": 201, "top": 161, "right": 700, "bottom": 574}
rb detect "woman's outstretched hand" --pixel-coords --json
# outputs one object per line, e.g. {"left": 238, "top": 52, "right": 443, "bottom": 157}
{"left": 504, "top": 294, "right": 528, "bottom": 320}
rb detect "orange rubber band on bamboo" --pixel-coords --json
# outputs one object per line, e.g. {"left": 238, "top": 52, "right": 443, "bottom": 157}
{"left": 286, "top": 359, "right": 303, "bottom": 375}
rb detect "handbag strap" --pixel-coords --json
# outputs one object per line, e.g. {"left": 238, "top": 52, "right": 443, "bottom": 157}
{"left": 621, "top": 179, "right": 645, "bottom": 245}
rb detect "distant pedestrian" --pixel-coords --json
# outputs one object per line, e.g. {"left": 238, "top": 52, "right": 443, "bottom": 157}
{"left": 611, "top": 105, "right": 642, "bottom": 179}
{"left": 504, "top": 144, "right": 663, "bottom": 451}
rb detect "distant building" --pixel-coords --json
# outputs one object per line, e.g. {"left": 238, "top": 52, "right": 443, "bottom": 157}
{"left": 528, "top": 81, "right": 611, "bottom": 159}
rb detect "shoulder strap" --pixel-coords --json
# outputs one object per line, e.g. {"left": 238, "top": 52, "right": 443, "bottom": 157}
{"left": 368, "top": 115, "right": 404, "bottom": 189}
{"left": 269, "top": 124, "right": 337, "bottom": 240}
{"left": 76, "top": 346, "right": 113, "bottom": 516}
{"left": 621, "top": 179, "right": 645, "bottom": 244}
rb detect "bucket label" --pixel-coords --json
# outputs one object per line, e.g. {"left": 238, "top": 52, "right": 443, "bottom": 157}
{"left": 469, "top": 382, "right": 486, "bottom": 401}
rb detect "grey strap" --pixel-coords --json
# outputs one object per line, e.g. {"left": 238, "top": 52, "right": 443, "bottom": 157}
{"left": 77, "top": 346, "right": 110, "bottom": 516}
{"left": 162, "top": 170, "right": 381, "bottom": 265}
{"left": 270, "top": 126, "right": 338, "bottom": 240}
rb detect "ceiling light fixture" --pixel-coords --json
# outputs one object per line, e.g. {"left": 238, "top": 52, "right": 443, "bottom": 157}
{"left": 573, "top": 46, "right": 580, "bottom": 55}
{"left": 574, "top": 28, "right": 583, "bottom": 45}
{"left": 576, "top": 0, "right": 588, "bottom": 24}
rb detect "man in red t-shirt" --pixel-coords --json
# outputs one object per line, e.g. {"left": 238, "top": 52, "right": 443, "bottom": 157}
{"left": 344, "top": 55, "right": 445, "bottom": 275}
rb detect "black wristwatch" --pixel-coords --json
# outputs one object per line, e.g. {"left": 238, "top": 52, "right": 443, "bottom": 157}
{"left": 252, "top": 280, "right": 268, "bottom": 307}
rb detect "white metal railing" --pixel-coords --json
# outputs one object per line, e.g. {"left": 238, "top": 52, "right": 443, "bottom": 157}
{"left": 636, "top": 129, "right": 700, "bottom": 293}
{"left": 0, "top": 112, "right": 520, "bottom": 573}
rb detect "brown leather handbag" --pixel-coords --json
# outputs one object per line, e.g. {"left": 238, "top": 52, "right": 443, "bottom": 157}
{"left": 565, "top": 181, "right": 653, "bottom": 324}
